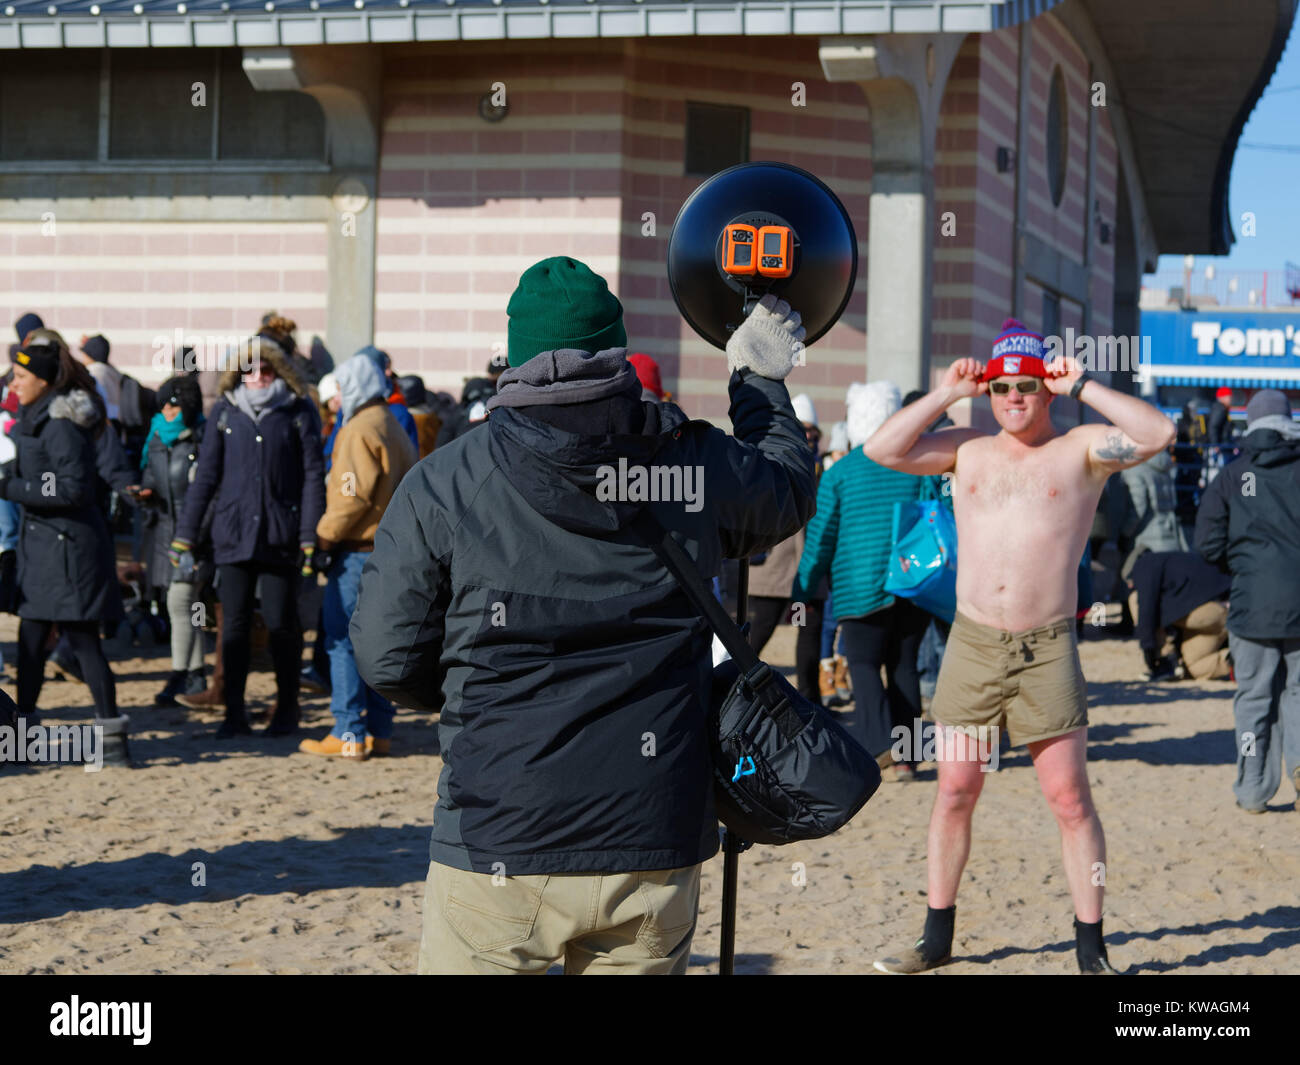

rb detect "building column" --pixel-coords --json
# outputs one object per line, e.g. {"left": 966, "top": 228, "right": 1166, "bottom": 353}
{"left": 242, "top": 46, "right": 382, "bottom": 359}
{"left": 820, "top": 34, "right": 964, "bottom": 393}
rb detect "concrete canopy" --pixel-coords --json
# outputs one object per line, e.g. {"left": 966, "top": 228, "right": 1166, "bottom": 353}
{"left": 1079, "top": 0, "right": 1298, "bottom": 256}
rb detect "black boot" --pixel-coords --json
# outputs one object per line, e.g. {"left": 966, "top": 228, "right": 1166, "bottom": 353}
{"left": 215, "top": 709, "right": 253, "bottom": 739}
{"left": 97, "top": 714, "right": 132, "bottom": 768}
{"left": 155, "top": 670, "right": 187, "bottom": 708}
{"left": 264, "top": 702, "right": 300, "bottom": 737}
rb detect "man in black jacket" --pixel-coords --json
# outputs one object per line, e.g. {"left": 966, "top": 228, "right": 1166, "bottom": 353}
{"left": 1195, "top": 389, "right": 1300, "bottom": 813}
{"left": 352, "top": 256, "right": 815, "bottom": 974}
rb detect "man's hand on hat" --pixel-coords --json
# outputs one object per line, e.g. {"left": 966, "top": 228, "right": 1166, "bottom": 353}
{"left": 1043, "top": 354, "right": 1085, "bottom": 396}
{"left": 942, "top": 357, "right": 988, "bottom": 400}
{"left": 726, "top": 294, "right": 807, "bottom": 381}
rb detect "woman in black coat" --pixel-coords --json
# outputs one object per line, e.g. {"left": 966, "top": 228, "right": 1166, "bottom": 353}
{"left": 172, "top": 332, "right": 324, "bottom": 738}
{"left": 138, "top": 375, "right": 210, "bottom": 707}
{"left": 2, "top": 330, "right": 127, "bottom": 759}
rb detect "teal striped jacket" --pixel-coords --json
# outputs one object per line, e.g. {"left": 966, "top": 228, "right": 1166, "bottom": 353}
{"left": 793, "top": 447, "right": 944, "bottom": 621}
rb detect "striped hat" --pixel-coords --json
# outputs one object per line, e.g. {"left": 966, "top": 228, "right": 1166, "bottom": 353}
{"left": 982, "top": 318, "right": 1048, "bottom": 381}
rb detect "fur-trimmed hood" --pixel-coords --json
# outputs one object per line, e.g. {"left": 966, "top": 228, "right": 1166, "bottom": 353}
{"left": 217, "top": 335, "right": 310, "bottom": 399}
{"left": 50, "top": 388, "right": 102, "bottom": 429}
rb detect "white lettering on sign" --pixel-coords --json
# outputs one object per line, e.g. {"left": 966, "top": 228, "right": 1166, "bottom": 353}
{"left": 1218, "top": 328, "right": 1246, "bottom": 356}
{"left": 1186, "top": 319, "right": 1300, "bottom": 357}
{"left": 1245, "top": 328, "right": 1286, "bottom": 356}
{"left": 1190, "top": 321, "right": 1221, "bottom": 354}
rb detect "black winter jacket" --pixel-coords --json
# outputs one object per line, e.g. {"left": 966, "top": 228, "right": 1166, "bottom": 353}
{"left": 176, "top": 395, "right": 324, "bottom": 566}
{"left": 141, "top": 422, "right": 212, "bottom": 589}
{"left": 1194, "top": 427, "right": 1300, "bottom": 639}
{"left": 3, "top": 388, "right": 118, "bottom": 622}
{"left": 352, "top": 369, "right": 816, "bottom": 875}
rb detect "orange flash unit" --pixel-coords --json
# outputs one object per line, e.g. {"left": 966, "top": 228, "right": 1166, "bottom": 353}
{"left": 722, "top": 224, "right": 758, "bottom": 276}
{"left": 756, "top": 225, "right": 793, "bottom": 278}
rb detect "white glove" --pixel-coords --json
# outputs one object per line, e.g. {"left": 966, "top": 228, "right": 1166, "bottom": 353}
{"left": 726, "top": 294, "right": 806, "bottom": 381}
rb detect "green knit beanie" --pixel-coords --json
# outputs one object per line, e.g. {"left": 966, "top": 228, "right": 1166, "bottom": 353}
{"left": 506, "top": 257, "right": 627, "bottom": 367}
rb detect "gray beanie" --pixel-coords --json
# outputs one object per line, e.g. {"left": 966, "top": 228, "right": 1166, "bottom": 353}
{"left": 1245, "top": 388, "right": 1290, "bottom": 426}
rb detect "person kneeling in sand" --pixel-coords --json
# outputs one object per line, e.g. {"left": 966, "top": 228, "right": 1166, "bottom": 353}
{"left": 864, "top": 319, "right": 1175, "bottom": 974}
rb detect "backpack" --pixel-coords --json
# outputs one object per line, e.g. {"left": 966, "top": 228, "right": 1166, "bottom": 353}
{"left": 118, "top": 374, "right": 157, "bottom": 431}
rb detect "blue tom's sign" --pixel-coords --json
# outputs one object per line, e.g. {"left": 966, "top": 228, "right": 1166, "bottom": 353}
{"left": 1142, "top": 310, "right": 1300, "bottom": 387}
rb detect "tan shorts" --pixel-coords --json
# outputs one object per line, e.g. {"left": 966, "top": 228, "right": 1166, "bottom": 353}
{"left": 932, "top": 610, "right": 1088, "bottom": 748}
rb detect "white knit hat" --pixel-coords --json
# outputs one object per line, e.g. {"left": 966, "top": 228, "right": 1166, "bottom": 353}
{"left": 791, "top": 393, "right": 818, "bottom": 427}
{"left": 317, "top": 372, "right": 339, "bottom": 405}
{"left": 846, "top": 381, "right": 901, "bottom": 449}
{"left": 827, "top": 421, "right": 849, "bottom": 454}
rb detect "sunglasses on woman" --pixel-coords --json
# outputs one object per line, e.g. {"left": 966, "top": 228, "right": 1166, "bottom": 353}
{"left": 989, "top": 379, "right": 1042, "bottom": 395}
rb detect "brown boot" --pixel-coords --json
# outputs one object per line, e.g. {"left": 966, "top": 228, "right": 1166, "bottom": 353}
{"left": 833, "top": 654, "right": 852, "bottom": 701}
{"left": 819, "top": 658, "right": 837, "bottom": 703}
{"left": 178, "top": 602, "right": 224, "bottom": 709}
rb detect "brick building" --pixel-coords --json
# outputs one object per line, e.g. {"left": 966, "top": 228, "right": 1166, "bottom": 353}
{"left": 0, "top": 0, "right": 1292, "bottom": 424}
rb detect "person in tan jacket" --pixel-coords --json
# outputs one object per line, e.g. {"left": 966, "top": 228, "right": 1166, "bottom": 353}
{"left": 299, "top": 354, "right": 417, "bottom": 760}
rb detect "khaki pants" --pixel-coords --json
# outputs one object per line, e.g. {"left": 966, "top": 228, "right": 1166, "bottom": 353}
{"left": 418, "top": 860, "right": 701, "bottom": 974}
{"left": 1174, "top": 600, "right": 1231, "bottom": 680}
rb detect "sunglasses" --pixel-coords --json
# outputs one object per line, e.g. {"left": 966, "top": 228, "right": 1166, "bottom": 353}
{"left": 989, "top": 379, "right": 1042, "bottom": 395}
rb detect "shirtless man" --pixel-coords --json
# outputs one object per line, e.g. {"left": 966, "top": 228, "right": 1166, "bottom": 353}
{"left": 864, "top": 318, "right": 1176, "bottom": 974}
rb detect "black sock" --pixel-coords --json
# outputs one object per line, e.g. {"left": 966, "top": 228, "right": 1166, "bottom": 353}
{"left": 1075, "top": 917, "right": 1108, "bottom": 971}
{"left": 918, "top": 905, "right": 955, "bottom": 961}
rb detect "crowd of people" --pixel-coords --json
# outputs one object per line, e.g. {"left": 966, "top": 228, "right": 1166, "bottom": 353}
{"left": 1, "top": 259, "right": 1296, "bottom": 976}
{"left": 0, "top": 310, "right": 517, "bottom": 763}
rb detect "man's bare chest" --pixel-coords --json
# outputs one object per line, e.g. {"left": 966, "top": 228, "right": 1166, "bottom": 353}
{"left": 955, "top": 444, "right": 1087, "bottom": 512}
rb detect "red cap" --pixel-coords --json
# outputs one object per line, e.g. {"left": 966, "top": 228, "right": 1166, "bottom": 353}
{"left": 1215, "top": 387, "right": 1232, "bottom": 400}
{"left": 627, "top": 352, "right": 664, "bottom": 399}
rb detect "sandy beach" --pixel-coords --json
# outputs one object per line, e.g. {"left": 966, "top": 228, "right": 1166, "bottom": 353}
{"left": 1, "top": 616, "right": 1296, "bottom": 975}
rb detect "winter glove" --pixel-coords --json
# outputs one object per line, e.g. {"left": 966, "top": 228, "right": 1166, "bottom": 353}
{"left": 298, "top": 545, "right": 316, "bottom": 579}
{"left": 168, "top": 540, "right": 197, "bottom": 582}
{"left": 312, "top": 548, "right": 335, "bottom": 575}
{"left": 725, "top": 294, "right": 806, "bottom": 381}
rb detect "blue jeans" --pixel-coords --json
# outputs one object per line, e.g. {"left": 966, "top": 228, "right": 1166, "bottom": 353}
{"left": 821, "top": 592, "right": 839, "bottom": 660}
{"left": 323, "top": 550, "right": 394, "bottom": 742}
{"left": 0, "top": 499, "right": 18, "bottom": 553}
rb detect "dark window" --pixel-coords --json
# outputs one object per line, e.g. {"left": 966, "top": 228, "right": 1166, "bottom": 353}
{"left": 685, "top": 102, "right": 749, "bottom": 176}
{"left": 1045, "top": 67, "right": 1068, "bottom": 208}
{"left": 110, "top": 50, "right": 213, "bottom": 160}
{"left": 217, "top": 49, "right": 326, "bottom": 161}
{"left": 0, "top": 47, "right": 325, "bottom": 164}
{"left": 0, "top": 50, "right": 99, "bottom": 160}
{"left": 1042, "top": 289, "right": 1061, "bottom": 343}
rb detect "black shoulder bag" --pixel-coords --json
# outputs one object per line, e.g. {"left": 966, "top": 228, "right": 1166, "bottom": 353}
{"left": 634, "top": 511, "right": 881, "bottom": 846}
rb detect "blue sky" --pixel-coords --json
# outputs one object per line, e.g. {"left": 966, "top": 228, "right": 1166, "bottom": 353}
{"left": 1154, "top": 20, "right": 1300, "bottom": 282}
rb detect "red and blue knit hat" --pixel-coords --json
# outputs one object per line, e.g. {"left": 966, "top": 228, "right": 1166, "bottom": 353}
{"left": 982, "top": 318, "right": 1048, "bottom": 381}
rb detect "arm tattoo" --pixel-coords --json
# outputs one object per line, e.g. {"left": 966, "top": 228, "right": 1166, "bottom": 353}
{"left": 1096, "top": 430, "right": 1137, "bottom": 463}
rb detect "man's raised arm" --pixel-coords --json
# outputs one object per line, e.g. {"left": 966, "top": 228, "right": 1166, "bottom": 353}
{"left": 863, "top": 357, "right": 986, "bottom": 475}
{"left": 1045, "top": 357, "right": 1177, "bottom": 474}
